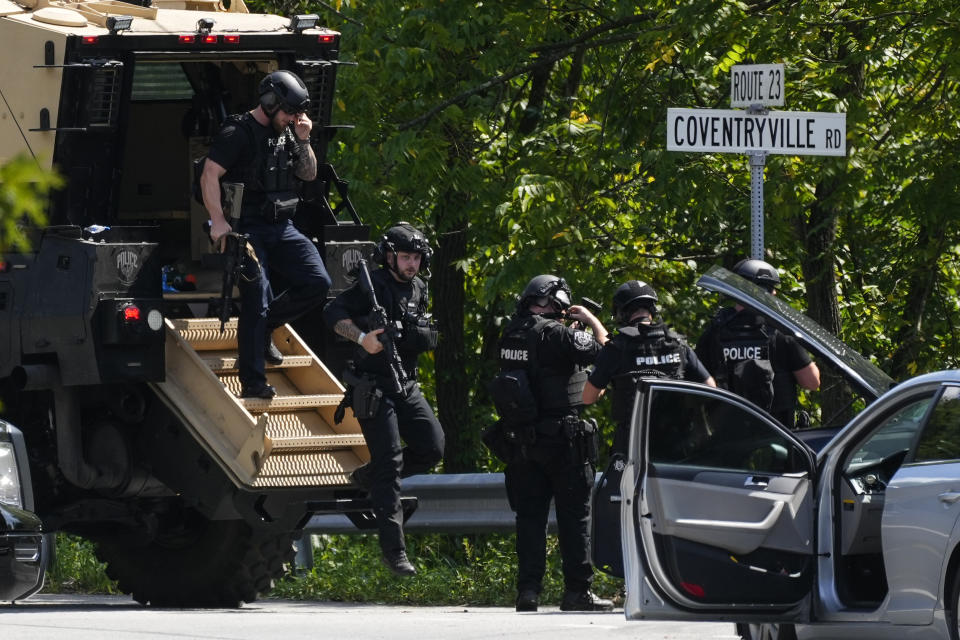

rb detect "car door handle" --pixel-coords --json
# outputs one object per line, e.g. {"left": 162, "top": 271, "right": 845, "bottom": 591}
{"left": 939, "top": 492, "right": 960, "bottom": 504}
{"left": 677, "top": 501, "right": 784, "bottom": 531}
{"left": 744, "top": 476, "right": 770, "bottom": 488}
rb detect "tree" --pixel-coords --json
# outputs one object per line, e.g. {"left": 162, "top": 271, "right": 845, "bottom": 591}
{"left": 285, "top": 0, "right": 960, "bottom": 467}
{"left": 0, "top": 154, "right": 59, "bottom": 254}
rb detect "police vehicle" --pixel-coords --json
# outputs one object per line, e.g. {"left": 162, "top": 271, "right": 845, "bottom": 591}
{"left": 0, "top": 0, "right": 380, "bottom": 606}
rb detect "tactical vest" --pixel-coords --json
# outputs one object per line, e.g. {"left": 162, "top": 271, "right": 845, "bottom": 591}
{"left": 383, "top": 275, "right": 437, "bottom": 356}
{"left": 609, "top": 322, "right": 687, "bottom": 425}
{"left": 493, "top": 315, "right": 586, "bottom": 423}
{"left": 710, "top": 309, "right": 776, "bottom": 411}
{"left": 220, "top": 113, "right": 301, "bottom": 216}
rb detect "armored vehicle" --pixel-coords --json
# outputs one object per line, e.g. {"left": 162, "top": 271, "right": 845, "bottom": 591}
{"left": 0, "top": 0, "right": 380, "bottom": 606}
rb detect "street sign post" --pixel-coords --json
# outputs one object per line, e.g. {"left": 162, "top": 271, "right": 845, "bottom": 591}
{"left": 666, "top": 65, "right": 847, "bottom": 259}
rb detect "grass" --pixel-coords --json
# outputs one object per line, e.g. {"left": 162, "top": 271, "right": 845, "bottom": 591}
{"left": 44, "top": 534, "right": 119, "bottom": 594}
{"left": 44, "top": 532, "right": 623, "bottom": 607}
{"left": 271, "top": 533, "right": 624, "bottom": 606}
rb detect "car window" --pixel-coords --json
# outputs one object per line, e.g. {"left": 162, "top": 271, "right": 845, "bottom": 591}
{"left": 914, "top": 386, "right": 960, "bottom": 463}
{"left": 647, "top": 388, "right": 807, "bottom": 474}
{"left": 845, "top": 395, "right": 934, "bottom": 472}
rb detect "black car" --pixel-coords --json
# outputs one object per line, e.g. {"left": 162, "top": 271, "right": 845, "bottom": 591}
{"left": 0, "top": 420, "right": 46, "bottom": 602}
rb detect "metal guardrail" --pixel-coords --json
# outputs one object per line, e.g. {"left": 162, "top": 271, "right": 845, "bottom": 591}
{"left": 294, "top": 472, "right": 570, "bottom": 569}
{"left": 306, "top": 472, "right": 518, "bottom": 534}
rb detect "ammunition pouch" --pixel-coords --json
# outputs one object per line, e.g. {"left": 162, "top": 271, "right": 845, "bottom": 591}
{"left": 406, "top": 320, "right": 439, "bottom": 352}
{"left": 489, "top": 369, "right": 538, "bottom": 427}
{"left": 482, "top": 420, "right": 531, "bottom": 466}
{"left": 259, "top": 192, "right": 299, "bottom": 223}
{"left": 342, "top": 368, "right": 382, "bottom": 420}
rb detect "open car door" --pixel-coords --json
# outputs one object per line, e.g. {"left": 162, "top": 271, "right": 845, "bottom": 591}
{"left": 621, "top": 380, "right": 818, "bottom": 623}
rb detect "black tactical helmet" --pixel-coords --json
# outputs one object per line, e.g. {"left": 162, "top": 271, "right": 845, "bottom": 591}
{"left": 519, "top": 275, "right": 571, "bottom": 313}
{"left": 612, "top": 280, "right": 658, "bottom": 322}
{"left": 733, "top": 258, "right": 780, "bottom": 292}
{"left": 259, "top": 70, "right": 311, "bottom": 116}
{"left": 376, "top": 222, "right": 432, "bottom": 269}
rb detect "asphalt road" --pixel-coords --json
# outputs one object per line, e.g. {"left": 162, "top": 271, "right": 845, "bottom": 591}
{"left": 0, "top": 595, "right": 740, "bottom": 639}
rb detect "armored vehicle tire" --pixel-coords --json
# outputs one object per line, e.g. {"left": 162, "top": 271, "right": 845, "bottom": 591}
{"left": 93, "top": 511, "right": 294, "bottom": 607}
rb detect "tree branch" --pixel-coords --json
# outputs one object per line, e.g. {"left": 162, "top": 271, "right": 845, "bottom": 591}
{"left": 314, "top": 0, "right": 365, "bottom": 28}
{"left": 396, "top": 24, "right": 670, "bottom": 132}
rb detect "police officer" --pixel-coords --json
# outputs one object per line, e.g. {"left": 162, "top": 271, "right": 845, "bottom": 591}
{"left": 582, "top": 280, "right": 715, "bottom": 454}
{"left": 695, "top": 259, "right": 820, "bottom": 427}
{"left": 201, "top": 69, "right": 331, "bottom": 398}
{"left": 493, "top": 275, "right": 613, "bottom": 613}
{"left": 323, "top": 222, "right": 444, "bottom": 577}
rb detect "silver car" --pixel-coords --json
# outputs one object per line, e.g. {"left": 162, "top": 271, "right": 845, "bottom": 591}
{"left": 599, "top": 265, "right": 960, "bottom": 640}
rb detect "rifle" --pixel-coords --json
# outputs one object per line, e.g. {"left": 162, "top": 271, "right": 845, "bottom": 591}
{"left": 580, "top": 296, "right": 603, "bottom": 315}
{"left": 569, "top": 295, "right": 604, "bottom": 331}
{"left": 218, "top": 231, "right": 250, "bottom": 334}
{"left": 356, "top": 258, "right": 408, "bottom": 396}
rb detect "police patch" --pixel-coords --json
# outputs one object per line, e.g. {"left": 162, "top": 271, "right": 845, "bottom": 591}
{"left": 573, "top": 330, "right": 593, "bottom": 350}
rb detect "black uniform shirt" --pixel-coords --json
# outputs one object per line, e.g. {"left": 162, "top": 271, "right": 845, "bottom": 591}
{"left": 207, "top": 113, "right": 269, "bottom": 205}
{"left": 503, "top": 313, "right": 602, "bottom": 421}
{"left": 323, "top": 267, "right": 425, "bottom": 380}
{"left": 531, "top": 316, "right": 603, "bottom": 370}
{"left": 207, "top": 113, "right": 303, "bottom": 211}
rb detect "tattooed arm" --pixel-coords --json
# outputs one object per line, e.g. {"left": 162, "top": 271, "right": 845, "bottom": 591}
{"left": 333, "top": 318, "right": 383, "bottom": 354}
{"left": 292, "top": 113, "right": 317, "bottom": 181}
{"left": 293, "top": 139, "right": 317, "bottom": 181}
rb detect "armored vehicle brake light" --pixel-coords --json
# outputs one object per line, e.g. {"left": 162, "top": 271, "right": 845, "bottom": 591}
{"left": 81, "top": 35, "right": 99, "bottom": 44}
{"left": 224, "top": 35, "right": 239, "bottom": 44}
{"left": 179, "top": 35, "right": 195, "bottom": 43}
{"left": 122, "top": 305, "right": 141, "bottom": 322}
{"left": 202, "top": 34, "right": 218, "bottom": 44}
{"left": 318, "top": 34, "right": 335, "bottom": 44}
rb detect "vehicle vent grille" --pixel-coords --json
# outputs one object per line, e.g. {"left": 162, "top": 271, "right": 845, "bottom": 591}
{"left": 297, "top": 60, "right": 335, "bottom": 128}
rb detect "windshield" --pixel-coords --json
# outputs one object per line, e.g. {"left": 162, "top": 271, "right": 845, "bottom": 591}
{"left": 696, "top": 265, "right": 895, "bottom": 401}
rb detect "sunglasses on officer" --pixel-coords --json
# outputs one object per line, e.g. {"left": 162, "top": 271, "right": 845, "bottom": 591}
{"left": 279, "top": 100, "right": 310, "bottom": 115}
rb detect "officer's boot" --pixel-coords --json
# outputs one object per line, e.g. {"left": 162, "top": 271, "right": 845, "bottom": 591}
{"left": 560, "top": 589, "right": 614, "bottom": 612}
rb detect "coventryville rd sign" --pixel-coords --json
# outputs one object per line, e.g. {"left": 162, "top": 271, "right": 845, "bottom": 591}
{"left": 666, "top": 108, "right": 847, "bottom": 156}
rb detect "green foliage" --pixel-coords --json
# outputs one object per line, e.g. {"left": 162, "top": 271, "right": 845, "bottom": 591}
{"left": 44, "top": 534, "right": 118, "bottom": 595}
{"left": 0, "top": 154, "right": 60, "bottom": 254}
{"left": 250, "top": 0, "right": 960, "bottom": 464}
{"left": 45, "top": 532, "right": 622, "bottom": 605}
{"left": 272, "top": 533, "right": 621, "bottom": 606}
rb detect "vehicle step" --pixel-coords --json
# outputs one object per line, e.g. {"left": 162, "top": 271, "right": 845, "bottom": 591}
{"left": 262, "top": 411, "right": 363, "bottom": 442}
{"left": 256, "top": 450, "right": 359, "bottom": 481}
{"left": 159, "top": 317, "right": 368, "bottom": 490}
{"left": 269, "top": 434, "right": 367, "bottom": 451}
{"left": 169, "top": 317, "right": 238, "bottom": 351}
{"left": 240, "top": 394, "right": 344, "bottom": 412}
{"left": 199, "top": 351, "right": 313, "bottom": 372}
{"left": 219, "top": 373, "right": 345, "bottom": 402}
{"left": 251, "top": 473, "right": 352, "bottom": 488}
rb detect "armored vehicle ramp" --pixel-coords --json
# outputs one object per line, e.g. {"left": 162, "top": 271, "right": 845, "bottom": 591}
{"left": 153, "top": 318, "right": 368, "bottom": 489}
